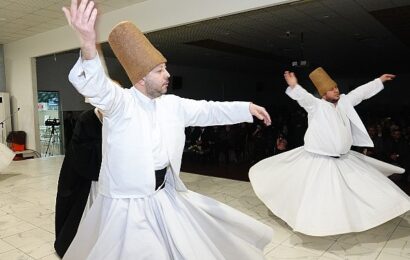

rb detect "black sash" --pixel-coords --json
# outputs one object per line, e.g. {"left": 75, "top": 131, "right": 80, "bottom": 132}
{"left": 155, "top": 167, "right": 167, "bottom": 190}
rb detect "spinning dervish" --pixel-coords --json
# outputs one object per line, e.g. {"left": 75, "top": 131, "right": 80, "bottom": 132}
{"left": 249, "top": 67, "right": 410, "bottom": 236}
{"left": 61, "top": 0, "right": 273, "bottom": 259}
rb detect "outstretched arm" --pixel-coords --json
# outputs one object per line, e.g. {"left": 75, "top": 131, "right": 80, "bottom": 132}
{"left": 180, "top": 98, "right": 271, "bottom": 127}
{"left": 284, "top": 71, "right": 318, "bottom": 114}
{"left": 346, "top": 74, "right": 396, "bottom": 106}
{"left": 63, "top": 0, "right": 98, "bottom": 60}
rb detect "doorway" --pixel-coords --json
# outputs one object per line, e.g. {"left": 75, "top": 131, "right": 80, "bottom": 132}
{"left": 37, "top": 91, "right": 63, "bottom": 156}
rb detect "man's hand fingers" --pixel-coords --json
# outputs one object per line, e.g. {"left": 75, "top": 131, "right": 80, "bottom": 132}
{"left": 77, "top": 0, "right": 88, "bottom": 17}
{"left": 62, "top": 7, "right": 72, "bottom": 25}
{"left": 70, "top": 0, "right": 78, "bottom": 20}
{"left": 255, "top": 107, "right": 271, "bottom": 126}
{"left": 88, "top": 8, "right": 98, "bottom": 25}
{"left": 83, "top": 1, "right": 95, "bottom": 23}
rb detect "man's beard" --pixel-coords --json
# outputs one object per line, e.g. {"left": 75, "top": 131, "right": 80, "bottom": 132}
{"left": 146, "top": 80, "right": 166, "bottom": 99}
{"left": 329, "top": 97, "right": 338, "bottom": 103}
{"left": 325, "top": 95, "right": 339, "bottom": 104}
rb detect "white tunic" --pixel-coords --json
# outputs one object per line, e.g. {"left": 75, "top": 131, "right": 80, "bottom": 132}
{"left": 285, "top": 79, "right": 384, "bottom": 156}
{"left": 69, "top": 54, "right": 254, "bottom": 198}
{"left": 250, "top": 79, "right": 410, "bottom": 236}
{"left": 64, "top": 54, "right": 273, "bottom": 259}
{"left": 133, "top": 88, "right": 169, "bottom": 170}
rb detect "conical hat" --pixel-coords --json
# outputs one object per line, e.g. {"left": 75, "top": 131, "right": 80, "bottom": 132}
{"left": 108, "top": 21, "right": 166, "bottom": 85}
{"left": 309, "top": 67, "right": 337, "bottom": 96}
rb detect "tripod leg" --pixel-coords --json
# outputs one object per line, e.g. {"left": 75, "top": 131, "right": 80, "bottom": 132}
{"left": 45, "top": 127, "right": 54, "bottom": 156}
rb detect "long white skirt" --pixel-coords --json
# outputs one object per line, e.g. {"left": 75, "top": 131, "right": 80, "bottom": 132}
{"left": 63, "top": 184, "right": 273, "bottom": 260}
{"left": 0, "top": 143, "right": 14, "bottom": 172}
{"left": 249, "top": 147, "right": 410, "bottom": 236}
{"left": 80, "top": 181, "right": 99, "bottom": 223}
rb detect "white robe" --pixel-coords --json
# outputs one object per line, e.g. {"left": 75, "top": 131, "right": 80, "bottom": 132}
{"left": 249, "top": 80, "right": 410, "bottom": 236}
{"left": 63, "top": 55, "right": 273, "bottom": 259}
{"left": 0, "top": 143, "right": 14, "bottom": 172}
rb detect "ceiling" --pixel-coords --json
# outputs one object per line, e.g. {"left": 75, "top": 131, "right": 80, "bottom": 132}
{"left": 0, "top": 0, "right": 147, "bottom": 43}
{"left": 103, "top": 0, "right": 410, "bottom": 75}
{"left": 9, "top": 0, "right": 410, "bottom": 75}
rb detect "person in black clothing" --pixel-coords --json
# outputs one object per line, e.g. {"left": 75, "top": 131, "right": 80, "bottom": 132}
{"left": 360, "top": 125, "right": 384, "bottom": 159}
{"left": 384, "top": 128, "right": 409, "bottom": 182}
{"left": 63, "top": 111, "right": 76, "bottom": 148}
{"left": 54, "top": 108, "right": 103, "bottom": 258}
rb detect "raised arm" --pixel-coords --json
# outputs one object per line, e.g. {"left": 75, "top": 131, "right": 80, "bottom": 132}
{"left": 346, "top": 74, "right": 395, "bottom": 106}
{"left": 284, "top": 71, "right": 318, "bottom": 114}
{"left": 64, "top": 0, "right": 124, "bottom": 115}
{"left": 63, "top": 0, "right": 97, "bottom": 60}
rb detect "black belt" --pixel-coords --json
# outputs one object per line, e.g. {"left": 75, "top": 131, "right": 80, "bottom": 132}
{"left": 155, "top": 167, "right": 167, "bottom": 190}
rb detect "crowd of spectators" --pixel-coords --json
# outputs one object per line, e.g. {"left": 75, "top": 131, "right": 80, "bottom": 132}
{"left": 183, "top": 105, "right": 410, "bottom": 183}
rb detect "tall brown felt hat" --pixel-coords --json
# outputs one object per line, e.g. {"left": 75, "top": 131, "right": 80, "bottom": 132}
{"left": 108, "top": 21, "right": 167, "bottom": 85}
{"left": 309, "top": 67, "right": 337, "bottom": 96}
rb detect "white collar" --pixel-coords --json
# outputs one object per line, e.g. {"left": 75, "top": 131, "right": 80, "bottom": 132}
{"left": 132, "top": 87, "right": 157, "bottom": 107}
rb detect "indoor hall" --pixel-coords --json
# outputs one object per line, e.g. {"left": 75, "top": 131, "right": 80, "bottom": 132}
{"left": 1, "top": 0, "right": 410, "bottom": 259}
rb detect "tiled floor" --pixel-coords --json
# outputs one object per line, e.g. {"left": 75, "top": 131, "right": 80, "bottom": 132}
{"left": 0, "top": 156, "right": 409, "bottom": 260}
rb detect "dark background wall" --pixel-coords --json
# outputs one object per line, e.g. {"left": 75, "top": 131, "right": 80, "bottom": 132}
{"left": 36, "top": 51, "right": 410, "bottom": 114}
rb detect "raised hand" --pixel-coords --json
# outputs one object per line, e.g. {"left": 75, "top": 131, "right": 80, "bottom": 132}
{"left": 63, "top": 0, "right": 98, "bottom": 59}
{"left": 379, "top": 74, "right": 396, "bottom": 83}
{"left": 284, "top": 71, "right": 298, "bottom": 88}
{"left": 249, "top": 103, "right": 271, "bottom": 126}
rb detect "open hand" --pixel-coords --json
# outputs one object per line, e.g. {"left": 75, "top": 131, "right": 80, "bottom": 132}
{"left": 250, "top": 103, "right": 271, "bottom": 126}
{"left": 63, "top": 0, "right": 98, "bottom": 59}
{"left": 379, "top": 74, "right": 396, "bottom": 83}
{"left": 284, "top": 71, "right": 298, "bottom": 87}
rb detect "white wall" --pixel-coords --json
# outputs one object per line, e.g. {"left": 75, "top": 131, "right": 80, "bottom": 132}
{"left": 4, "top": 0, "right": 294, "bottom": 151}
{"left": 0, "top": 45, "right": 5, "bottom": 92}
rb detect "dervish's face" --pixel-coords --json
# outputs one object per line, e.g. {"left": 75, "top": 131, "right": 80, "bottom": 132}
{"left": 143, "top": 63, "right": 170, "bottom": 98}
{"left": 323, "top": 86, "right": 340, "bottom": 103}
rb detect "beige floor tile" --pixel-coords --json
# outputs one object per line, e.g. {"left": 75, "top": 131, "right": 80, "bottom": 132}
{"left": 0, "top": 156, "right": 408, "bottom": 259}
{"left": 323, "top": 241, "right": 383, "bottom": 259}
{"left": 0, "top": 239, "right": 13, "bottom": 254}
{"left": 0, "top": 249, "right": 34, "bottom": 260}
{"left": 381, "top": 226, "right": 410, "bottom": 258}
{"left": 2, "top": 228, "right": 54, "bottom": 258}
{"left": 266, "top": 244, "right": 322, "bottom": 259}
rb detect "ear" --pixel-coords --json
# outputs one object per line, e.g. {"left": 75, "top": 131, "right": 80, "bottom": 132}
{"left": 138, "top": 78, "right": 145, "bottom": 86}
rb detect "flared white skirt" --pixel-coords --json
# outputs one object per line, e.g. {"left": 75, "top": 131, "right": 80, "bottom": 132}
{"left": 0, "top": 143, "right": 14, "bottom": 172}
{"left": 64, "top": 184, "right": 273, "bottom": 260}
{"left": 249, "top": 147, "right": 410, "bottom": 236}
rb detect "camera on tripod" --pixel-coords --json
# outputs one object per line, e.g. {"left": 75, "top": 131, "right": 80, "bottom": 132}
{"left": 45, "top": 118, "right": 60, "bottom": 127}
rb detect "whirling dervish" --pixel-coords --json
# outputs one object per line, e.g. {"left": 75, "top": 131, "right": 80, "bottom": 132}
{"left": 249, "top": 67, "right": 410, "bottom": 236}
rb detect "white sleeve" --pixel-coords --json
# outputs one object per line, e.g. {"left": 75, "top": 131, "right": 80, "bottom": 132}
{"left": 345, "top": 78, "right": 384, "bottom": 107}
{"left": 68, "top": 53, "right": 125, "bottom": 116}
{"left": 286, "top": 85, "right": 319, "bottom": 114}
{"left": 179, "top": 97, "right": 253, "bottom": 127}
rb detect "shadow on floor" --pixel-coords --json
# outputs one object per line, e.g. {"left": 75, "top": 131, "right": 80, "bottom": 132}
{"left": 0, "top": 173, "right": 20, "bottom": 181}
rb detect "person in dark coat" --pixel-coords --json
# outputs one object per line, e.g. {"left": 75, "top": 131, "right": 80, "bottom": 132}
{"left": 54, "top": 108, "right": 103, "bottom": 258}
